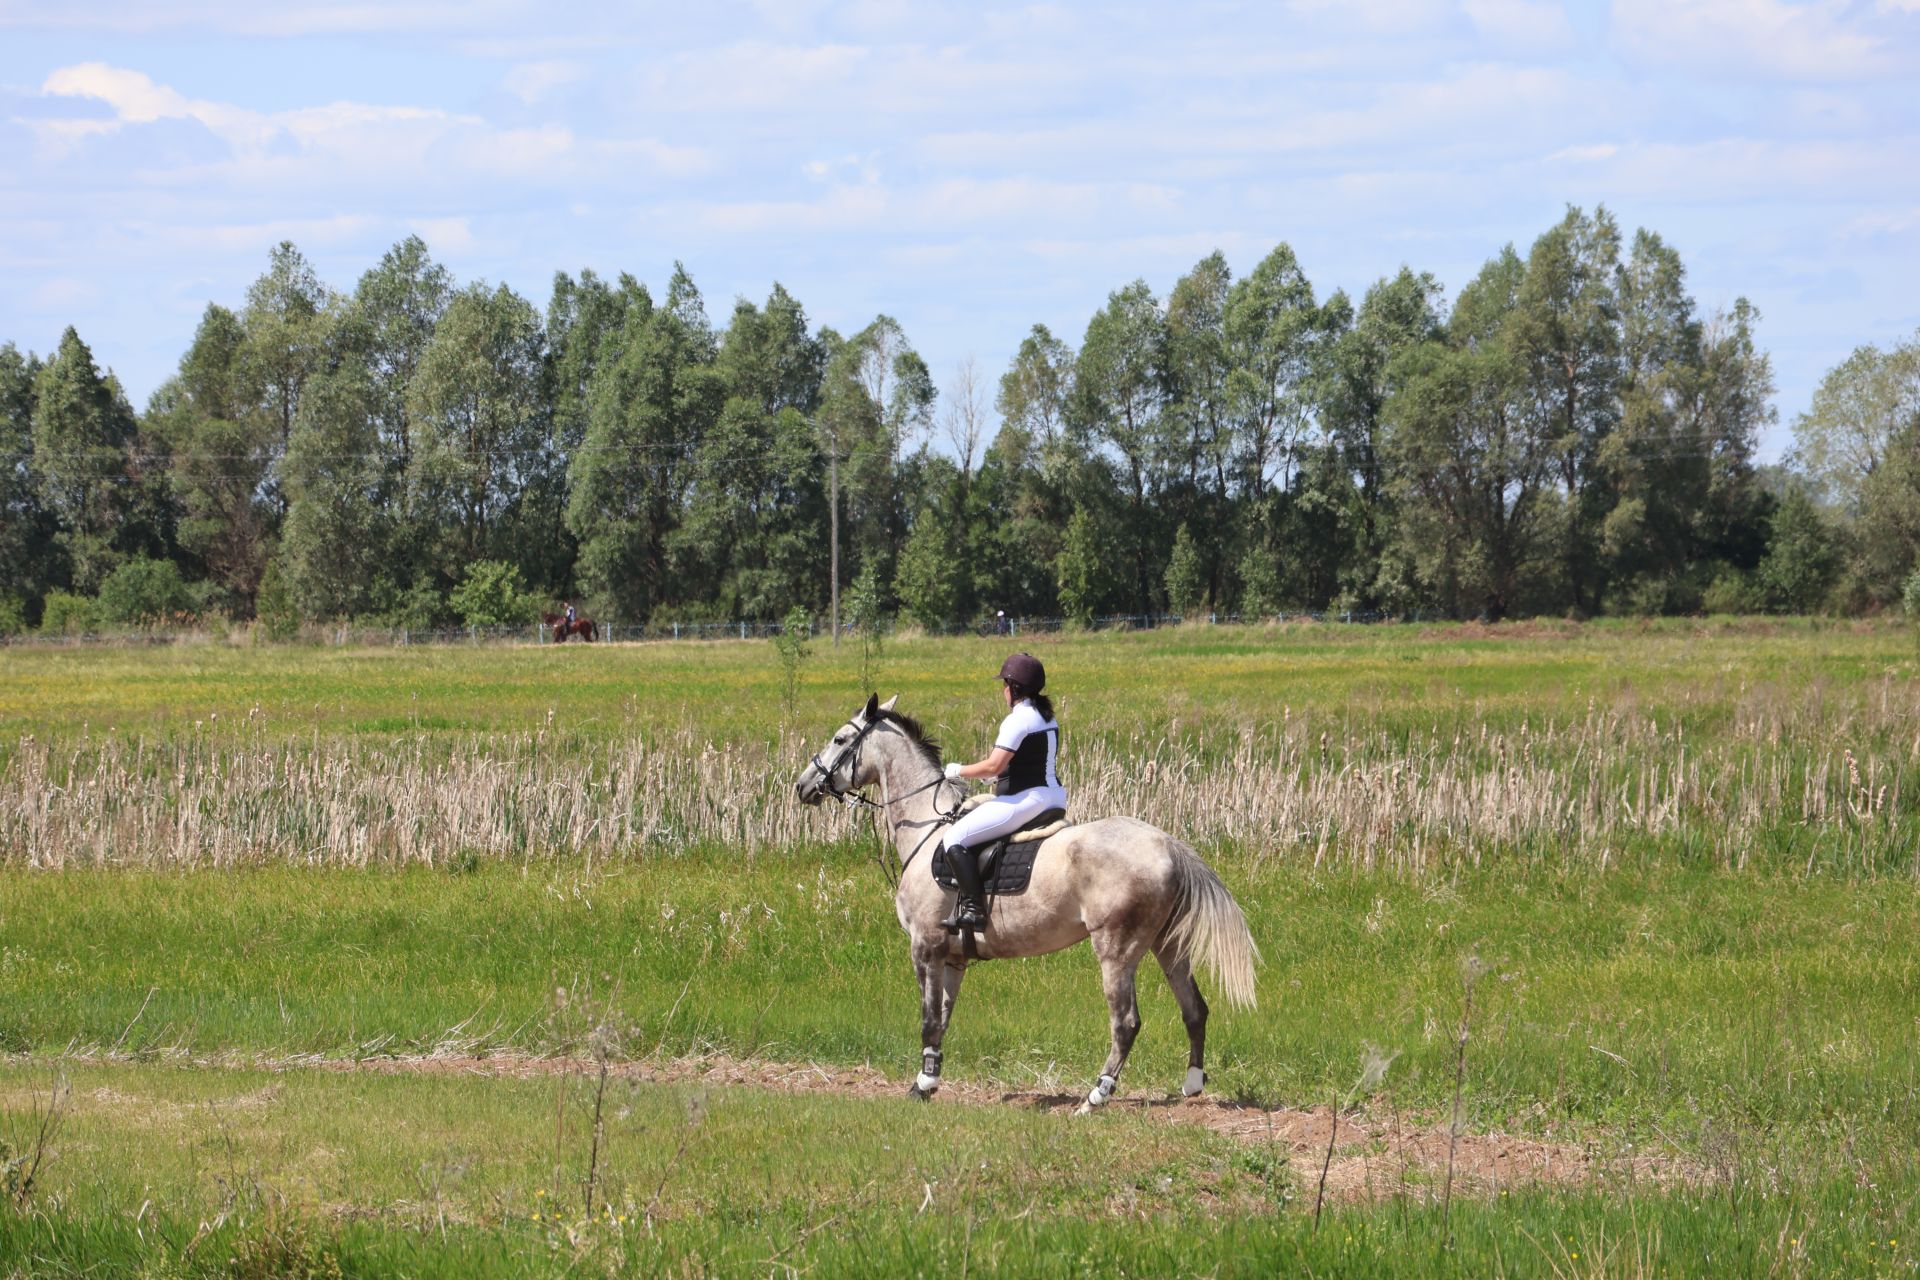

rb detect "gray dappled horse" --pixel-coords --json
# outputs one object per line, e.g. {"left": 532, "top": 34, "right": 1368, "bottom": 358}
{"left": 795, "top": 694, "right": 1260, "bottom": 1111}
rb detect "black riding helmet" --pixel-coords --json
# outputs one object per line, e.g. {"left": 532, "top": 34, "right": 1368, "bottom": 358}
{"left": 998, "top": 652, "right": 1045, "bottom": 693}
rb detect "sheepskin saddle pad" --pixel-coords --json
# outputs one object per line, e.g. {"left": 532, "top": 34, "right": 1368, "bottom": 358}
{"left": 931, "top": 803, "right": 1071, "bottom": 897}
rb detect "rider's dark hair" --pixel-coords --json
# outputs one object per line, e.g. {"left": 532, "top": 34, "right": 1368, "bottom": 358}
{"left": 1008, "top": 683, "right": 1054, "bottom": 721}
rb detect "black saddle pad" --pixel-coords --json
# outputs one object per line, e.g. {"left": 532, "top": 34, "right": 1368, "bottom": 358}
{"left": 932, "top": 810, "right": 1067, "bottom": 897}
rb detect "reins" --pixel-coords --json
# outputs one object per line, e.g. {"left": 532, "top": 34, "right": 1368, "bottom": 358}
{"left": 812, "top": 715, "right": 963, "bottom": 890}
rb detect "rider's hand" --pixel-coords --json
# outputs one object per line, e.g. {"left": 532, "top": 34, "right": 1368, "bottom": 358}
{"left": 944, "top": 762, "right": 965, "bottom": 781}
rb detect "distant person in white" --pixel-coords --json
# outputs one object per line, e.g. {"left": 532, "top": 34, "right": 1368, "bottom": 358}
{"left": 938, "top": 652, "right": 1066, "bottom": 932}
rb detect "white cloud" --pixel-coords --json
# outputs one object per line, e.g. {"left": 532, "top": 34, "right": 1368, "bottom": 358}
{"left": 1612, "top": 0, "right": 1900, "bottom": 80}
{"left": 31, "top": 62, "right": 709, "bottom": 187}
{"left": 1, "top": 1, "right": 541, "bottom": 36}
{"left": 408, "top": 215, "right": 477, "bottom": 254}
{"left": 1462, "top": 0, "right": 1574, "bottom": 50}
{"left": 503, "top": 60, "right": 583, "bottom": 106}
{"left": 38, "top": 62, "right": 476, "bottom": 159}
{"left": 1543, "top": 136, "right": 1920, "bottom": 201}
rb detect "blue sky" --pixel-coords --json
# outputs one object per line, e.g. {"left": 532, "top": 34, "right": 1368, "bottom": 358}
{"left": 3, "top": 0, "right": 1918, "bottom": 460}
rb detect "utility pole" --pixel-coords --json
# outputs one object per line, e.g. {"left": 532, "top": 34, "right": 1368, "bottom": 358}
{"left": 828, "top": 444, "right": 840, "bottom": 647}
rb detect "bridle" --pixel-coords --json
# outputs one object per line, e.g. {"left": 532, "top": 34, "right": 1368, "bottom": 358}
{"left": 809, "top": 715, "right": 882, "bottom": 809}
{"left": 809, "top": 713, "right": 964, "bottom": 887}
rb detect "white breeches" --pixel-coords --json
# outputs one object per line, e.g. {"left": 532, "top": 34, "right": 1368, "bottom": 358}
{"left": 940, "top": 787, "right": 1068, "bottom": 851}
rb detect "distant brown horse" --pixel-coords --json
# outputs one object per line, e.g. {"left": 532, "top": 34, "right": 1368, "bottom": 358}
{"left": 542, "top": 612, "right": 598, "bottom": 643}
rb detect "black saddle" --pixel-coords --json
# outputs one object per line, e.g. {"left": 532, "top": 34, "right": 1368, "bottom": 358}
{"left": 931, "top": 809, "right": 1068, "bottom": 897}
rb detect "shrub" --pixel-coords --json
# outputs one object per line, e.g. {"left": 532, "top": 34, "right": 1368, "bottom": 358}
{"left": 39, "top": 591, "right": 97, "bottom": 636}
{"left": 96, "top": 557, "right": 194, "bottom": 627}
{"left": 0, "top": 595, "right": 26, "bottom": 636}
{"left": 1703, "top": 570, "right": 1763, "bottom": 616}
{"left": 1903, "top": 568, "right": 1920, "bottom": 621}
{"left": 449, "top": 560, "right": 539, "bottom": 628}
{"left": 256, "top": 560, "right": 300, "bottom": 643}
{"left": 373, "top": 577, "right": 451, "bottom": 631}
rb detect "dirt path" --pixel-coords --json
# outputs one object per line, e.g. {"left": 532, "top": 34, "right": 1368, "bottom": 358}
{"left": 305, "top": 1050, "right": 1704, "bottom": 1203}
{"left": 9, "top": 1047, "right": 1704, "bottom": 1203}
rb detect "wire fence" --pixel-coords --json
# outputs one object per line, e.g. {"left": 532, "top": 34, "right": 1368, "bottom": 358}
{"left": 2, "top": 609, "right": 1399, "bottom": 650}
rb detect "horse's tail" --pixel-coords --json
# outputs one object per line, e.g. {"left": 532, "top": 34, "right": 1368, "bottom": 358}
{"left": 1162, "top": 842, "right": 1260, "bottom": 1009}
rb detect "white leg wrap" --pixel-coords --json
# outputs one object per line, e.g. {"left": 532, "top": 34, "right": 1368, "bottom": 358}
{"left": 1086, "top": 1074, "right": 1117, "bottom": 1107}
{"left": 914, "top": 1071, "right": 940, "bottom": 1094}
{"left": 1183, "top": 1067, "right": 1206, "bottom": 1097}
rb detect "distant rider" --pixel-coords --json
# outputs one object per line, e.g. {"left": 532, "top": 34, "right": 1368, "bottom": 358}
{"left": 938, "top": 653, "right": 1066, "bottom": 932}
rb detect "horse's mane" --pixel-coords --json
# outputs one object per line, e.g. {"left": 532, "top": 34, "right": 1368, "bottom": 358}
{"left": 874, "top": 708, "right": 943, "bottom": 772}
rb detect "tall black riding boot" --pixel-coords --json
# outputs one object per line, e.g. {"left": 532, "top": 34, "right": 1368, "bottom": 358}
{"left": 940, "top": 843, "right": 987, "bottom": 933}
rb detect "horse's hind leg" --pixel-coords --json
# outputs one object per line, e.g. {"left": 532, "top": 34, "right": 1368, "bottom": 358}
{"left": 907, "top": 953, "right": 965, "bottom": 1101}
{"left": 1153, "top": 945, "right": 1209, "bottom": 1097}
{"left": 1079, "top": 932, "right": 1150, "bottom": 1113}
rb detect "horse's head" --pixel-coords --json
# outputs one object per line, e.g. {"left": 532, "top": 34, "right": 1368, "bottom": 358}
{"left": 795, "top": 692, "right": 897, "bottom": 805}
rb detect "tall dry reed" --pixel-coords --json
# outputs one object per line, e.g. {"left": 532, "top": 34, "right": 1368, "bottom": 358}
{"left": 2, "top": 681, "right": 1915, "bottom": 872}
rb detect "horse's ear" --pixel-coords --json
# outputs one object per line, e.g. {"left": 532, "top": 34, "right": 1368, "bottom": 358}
{"left": 861, "top": 692, "right": 880, "bottom": 722}
{"left": 878, "top": 694, "right": 899, "bottom": 713}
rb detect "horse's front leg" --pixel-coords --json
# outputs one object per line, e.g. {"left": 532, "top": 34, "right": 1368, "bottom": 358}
{"left": 1078, "top": 933, "right": 1148, "bottom": 1114}
{"left": 907, "top": 947, "right": 966, "bottom": 1100}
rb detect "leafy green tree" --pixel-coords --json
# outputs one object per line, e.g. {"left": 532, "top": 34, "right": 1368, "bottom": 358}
{"left": 1164, "top": 522, "right": 1205, "bottom": 615}
{"left": 449, "top": 559, "right": 539, "bottom": 626}
{"left": 280, "top": 359, "right": 390, "bottom": 619}
{"left": 151, "top": 305, "right": 274, "bottom": 610}
{"left": 1510, "top": 205, "right": 1622, "bottom": 613}
{"left": 1076, "top": 280, "right": 1171, "bottom": 610}
{"left": 996, "top": 324, "right": 1075, "bottom": 458}
{"left": 0, "top": 343, "right": 57, "bottom": 618}
{"left": 410, "top": 282, "right": 548, "bottom": 580}
{"left": 568, "top": 265, "right": 722, "bottom": 619}
{"left": 965, "top": 424, "right": 1063, "bottom": 618}
{"left": 239, "top": 242, "right": 333, "bottom": 517}
{"left": 1757, "top": 489, "right": 1840, "bottom": 613}
{"left": 673, "top": 286, "right": 827, "bottom": 618}
{"left": 1791, "top": 331, "right": 1920, "bottom": 512}
{"left": 1846, "top": 425, "right": 1920, "bottom": 607}
{"left": 1237, "top": 539, "right": 1281, "bottom": 618}
{"left": 1386, "top": 248, "right": 1559, "bottom": 620}
{"left": 1315, "top": 267, "right": 1443, "bottom": 607}
{"left": 896, "top": 496, "right": 964, "bottom": 630}
{"left": 1223, "top": 243, "right": 1324, "bottom": 503}
{"left": 1056, "top": 505, "right": 1120, "bottom": 626}
{"left": 96, "top": 555, "right": 193, "bottom": 626}
{"left": 1602, "top": 233, "right": 1772, "bottom": 612}
{"left": 31, "top": 327, "right": 140, "bottom": 592}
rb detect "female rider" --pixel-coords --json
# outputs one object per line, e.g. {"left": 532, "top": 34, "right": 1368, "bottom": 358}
{"left": 937, "top": 652, "right": 1067, "bottom": 932}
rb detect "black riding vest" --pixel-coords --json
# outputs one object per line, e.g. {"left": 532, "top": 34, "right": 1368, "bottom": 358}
{"left": 995, "top": 724, "right": 1061, "bottom": 796}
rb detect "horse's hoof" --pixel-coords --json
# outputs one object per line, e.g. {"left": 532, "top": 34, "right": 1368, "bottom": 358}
{"left": 1182, "top": 1067, "right": 1206, "bottom": 1098}
{"left": 907, "top": 1085, "right": 932, "bottom": 1102}
{"left": 1072, "top": 1100, "right": 1093, "bottom": 1117}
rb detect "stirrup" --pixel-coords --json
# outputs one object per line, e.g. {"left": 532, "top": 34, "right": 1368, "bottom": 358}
{"left": 940, "top": 897, "right": 985, "bottom": 934}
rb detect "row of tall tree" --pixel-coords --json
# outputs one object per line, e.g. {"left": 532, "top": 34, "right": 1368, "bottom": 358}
{"left": 3, "top": 208, "right": 1915, "bottom": 631}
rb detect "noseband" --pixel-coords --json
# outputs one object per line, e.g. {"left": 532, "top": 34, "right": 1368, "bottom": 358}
{"left": 811, "top": 716, "right": 880, "bottom": 807}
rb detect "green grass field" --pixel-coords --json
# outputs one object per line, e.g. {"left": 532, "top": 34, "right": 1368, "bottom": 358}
{"left": 3, "top": 621, "right": 1918, "bottom": 1276}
